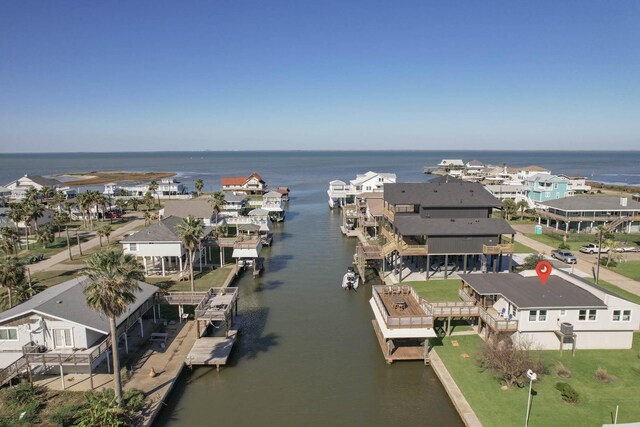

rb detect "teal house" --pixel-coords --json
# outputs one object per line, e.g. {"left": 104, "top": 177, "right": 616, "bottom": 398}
{"left": 523, "top": 174, "right": 571, "bottom": 205}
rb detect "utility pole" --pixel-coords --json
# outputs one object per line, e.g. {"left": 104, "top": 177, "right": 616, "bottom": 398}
{"left": 595, "top": 227, "right": 604, "bottom": 285}
{"left": 76, "top": 231, "right": 83, "bottom": 256}
{"left": 66, "top": 226, "right": 72, "bottom": 260}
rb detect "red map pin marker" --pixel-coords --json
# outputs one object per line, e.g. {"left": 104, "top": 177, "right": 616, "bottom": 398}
{"left": 535, "top": 261, "right": 553, "bottom": 285}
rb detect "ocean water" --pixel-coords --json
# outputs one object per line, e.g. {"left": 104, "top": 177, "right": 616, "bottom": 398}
{"left": 1, "top": 150, "right": 639, "bottom": 190}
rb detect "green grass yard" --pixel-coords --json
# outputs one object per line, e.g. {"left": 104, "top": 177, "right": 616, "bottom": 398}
{"left": 17, "top": 234, "right": 93, "bottom": 264}
{"left": 610, "top": 260, "right": 640, "bottom": 282}
{"left": 513, "top": 241, "right": 536, "bottom": 254}
{"left": 411, "top": 279, "right": 462, "bottom": 302}
{"left": 436, "top": 334, "right": 640, "bottom": 427}
{"left": 145, "top": 266, "right": 234, "bottom": 292}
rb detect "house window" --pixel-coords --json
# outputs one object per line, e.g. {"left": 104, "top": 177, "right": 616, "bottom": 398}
{"left": 0, "top": 328, "right": 18, "bottom": 341}
{"left": 53, "top": 329, "right": 73, "bottom": 348}
{"left": 129, "top": 243, "right": 137, "bottom": 251}
{"left": 613, "top": 310, "right": 631, "bottom": 322}
{"left": 544, "top": 192, "right": 550, "bottom": 198}
{"left": 579, "top": 309, "right": 597, "bottom": 321}
{"left": 529, "top": 310, "right": 547, "bottom": 321}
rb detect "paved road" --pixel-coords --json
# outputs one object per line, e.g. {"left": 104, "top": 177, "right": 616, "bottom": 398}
{"left": 513, "top": 224, "right": 640, "bottom": 296}
{"left": 28, "top": 217, "right": 145, "bottom": 273}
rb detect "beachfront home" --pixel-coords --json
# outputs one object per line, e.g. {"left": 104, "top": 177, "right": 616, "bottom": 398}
{"left": 523, "top": 174, "right": 571, "bottom": 206}
{"left": 327, "top": 171, "right": 396, "bottom": 208}
{"left": 221, "top": 172, "right": 267, "bottom": 195}
{"left": 437, "top": 159, "right": 464, "bottom": 170}
{"left": 355, "top": 180, "right": 516, "bottom": 282}
{"left": 4, "top": 174, "right": 75, "bottom": 201}
{"left": 0, "top": 276, "right": 157, "bottom": 386}
{"left": 103, "top": 178, "right": 187, "bottom": 198}
{"left": 516, "top": 165, "right": 551, "bottom": 180}
{"left": 121, "top": 216, "right": 215, "bottom": 276}
{"left": 458, "top": 269, "right": 640, "bottom": 350}
{"left": 557, "top": 174, "right": 591, "bottom": 194}
{"left": 537, "top": 196, "right": 640, "bottom": 233}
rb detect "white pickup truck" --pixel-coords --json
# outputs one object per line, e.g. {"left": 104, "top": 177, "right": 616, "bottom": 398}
{"left": 579, "top": 243, "right": 609, "bottom": 254}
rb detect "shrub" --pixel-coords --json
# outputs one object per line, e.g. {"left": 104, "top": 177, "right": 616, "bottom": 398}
{"left": 595, "top": 367, "right": 615, "bottom": 382}
{"left": 557, "top": 242, "right": 570, "bottom": 250}
{"left": 17, "top": 400, "right": 43, "bottom": 425}
{"left": 50, "top": 403, "right": 87, "bottom": 426}
{"left": 599, "top": 258, "right": 618, "bottom": 267}
{"left": 1, "top": 381, "right": 43, "bottom": 407}
{"left": 478, "top": 336, "right": 542, "bottom": 388}
{"left": 123, "top": 388, "right": 145, "bottom": 413}
{"left": 555, "top": 382, "right": 579, "bottom": 403}
{"left": 522, "top": 253, "right": 545, "bottom": 270}
{"left": 556, "top": 361, "right": 572, "bottom": 378}
{"left": 76, "top": 390, "right": 127, "bottom": 427}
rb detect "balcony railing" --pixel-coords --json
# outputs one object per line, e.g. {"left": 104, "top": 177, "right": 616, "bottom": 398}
{"left": 383, "top": 207, "right": 395, "bottom": 222}
{"left": 483, "top": 243, "right": 514, "bottom": 254}
{"left": 479, "top": 308, "right": 518, "bottom": 331}
{"left": 372, "top": 287, "right": 433, "bottom": 329}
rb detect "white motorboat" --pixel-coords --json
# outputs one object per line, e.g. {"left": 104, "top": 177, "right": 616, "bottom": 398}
{"left": 341, "top": 267, "right": 360, "bottom": 290}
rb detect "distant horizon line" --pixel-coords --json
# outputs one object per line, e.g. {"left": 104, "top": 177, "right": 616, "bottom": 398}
{"left": 2, "top": 149, "right": 639, "bottom": 154}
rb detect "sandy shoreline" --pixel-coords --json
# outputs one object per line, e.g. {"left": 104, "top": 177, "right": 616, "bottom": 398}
{"left": 53, "top": 171, "right": 175, "bottom": 186}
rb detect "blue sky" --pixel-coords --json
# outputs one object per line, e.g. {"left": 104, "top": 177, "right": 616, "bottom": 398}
{"left": 1, "top": 1, "right": 639, "bottom": 152}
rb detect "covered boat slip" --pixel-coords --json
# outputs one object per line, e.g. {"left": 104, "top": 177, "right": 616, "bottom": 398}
{"left": 369, "top": 286, "right": 437, "bottom": 364}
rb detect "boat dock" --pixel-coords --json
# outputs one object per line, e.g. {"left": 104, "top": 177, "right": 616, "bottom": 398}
{"left": 186, "top": 330, "right": 239, "bottom": 371}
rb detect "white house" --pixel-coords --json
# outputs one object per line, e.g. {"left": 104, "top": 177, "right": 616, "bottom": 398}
{"left": 459, "top": 269, "right": 640, "bottom": 350}
{"left": 484, "top": 185, "right": 527, "bottom": 203}
{"left": 262, "top": 191, "right": 285, "bottom": 221}
{"left": 221, "top": 172, "right": 267, "bottom": 195}
{"left": 4, "top": 175, "right": 75, "bottom": 201}
{"left": 557, "top": 174, "right": 591, "bottom": 194}
{"left": 121, "top": 216, "right": 215, "bottom": 276}
{"left": 516, "top": 165, "right": 551, "bottom": 180}
{"left": 327, "top": 171, "right": 396, "bottom": 208}
{"left": 222, "top": 192, "right": 248, "bottom": 217}
{"left": 0, "top": 276, "right": 157, "bottom": 383}
{"left": 437, "top": 159, "right": 464, "bottom": 169}
{"left": 104, "top": 178, "right": 187, "bottom": 198}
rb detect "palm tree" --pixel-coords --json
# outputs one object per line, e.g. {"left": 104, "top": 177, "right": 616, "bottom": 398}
{"left": 11, "top": 280, "right": 46, "bottom": 305}
{"left": 35, "top": 226, "right": 55, "bottom": 249}
{"left": 115, "top": 199, "right": 127, "bottom": 215}
{"left": 502, "top": 199, "right": 517, "bottom": 221}
{"left": 23, "top": 187, "right": 39, "bottom": 203}
{"left": 0, "top": 227, "right": 19, "bottom": 255}
{"left": 84, "top": 249, "right": 143, "bottom": 406}
{"left": 194, "top": 179, "right": 204, "bottom": 197}
{"left": 143, "top": 191, "right": 154, "bottom": 212}
{"left": 76, "top": 192, "right": 93, "bottom": 228}
{"left": 177, "top": 216, "right": 204, "bottom": 292}
{"left": 0, "top": 256, "right": 25, "bottom": 308}
{"left": 129, "top": 197, "right": 142, "bottom": 211}
{"left": 143, "top": 211, "right": 152, "bottom": 226}
{"left": 26, "top": 200, "right": 45, "bottom": 232}
{"left": 208, "top": 192, "right": 226, "bottom": 228}
{"left": 52, "top": 211, "right": 70, "bottom": 238}
{"left": 52, "top": 190, "right": 67, "bottom": 211}
{"left": 148, "top": 181, "right": 159, "bottom": 208}
{"left": 39, "top": 186, "right": 55, "bottom": 202}
{"left": 516, "top": 200, "right": 529, "bottom": 219}
{"left": 94, "top": 194, "right": 109, "bottom": 222}
{"left": 8, "top": 202, "right": 25, "bottom": 232}
{"left": 96, "top": 224, "right": 113, "bottom": 247}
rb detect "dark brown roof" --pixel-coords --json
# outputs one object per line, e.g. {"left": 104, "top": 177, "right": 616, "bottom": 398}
{"left": 458, "top": 273, "right": 606, "bottom": 309}
{"left": 384, "top": 182, "right": 501, "bottom": 208}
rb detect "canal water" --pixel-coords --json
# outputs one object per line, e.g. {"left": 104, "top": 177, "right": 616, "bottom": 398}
{"left": 156, "top": 160, "right": 463, "bottom": 426}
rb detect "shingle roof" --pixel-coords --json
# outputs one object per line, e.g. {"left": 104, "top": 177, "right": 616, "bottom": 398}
{"left": 526, "top": 174, "right": 568, "bottom": 183}
{"left": 0, "top": 276, "right": 158, "bottom": 334}
{"left": 394, "top": 217, "right": 514, "bottom": 237}
{"left": 458, "top": 273, "right": 606, "bottom": 309}
{"left": 223, "top": 192, "right": 248, "bottom": 203}
{"left": 384, "top": 182, "right": 502, "bottom": 208}
{"left": 542, "top": 196, "right": 640, "bottom": 211}
{"left": 162, "top": 200, "right": 212, "bottom": 219}
{"left": 519, "top": 165, "right": 550, "bottom": 172}
{"left": 25, "top": 175, "right": 63, "bottom": 187}
{"left": 121, "top": 216, "right": 184, "bottom": 242}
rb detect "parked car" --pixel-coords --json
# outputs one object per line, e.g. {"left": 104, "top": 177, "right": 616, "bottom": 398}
{"left": 551, "top": 249, "right": 577, "bottom": 264}
{"left": 105, "top": 211, "right": 122, "bottom": 219}
{"left": 429, "top": 260, "right": 457, "bottom": 273}
{"left": 615, "top": 242, "right": 639, "bottom": 252}
{"left": 579, "top": 243, "right": 609, "bottom": 254}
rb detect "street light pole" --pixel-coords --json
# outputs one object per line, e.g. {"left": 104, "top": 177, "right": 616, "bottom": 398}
{"left": 595, "top": 228, "right": 604, "bottom": 285}
{"left": 525, "top": 369, "right": 537, "bottom": 427}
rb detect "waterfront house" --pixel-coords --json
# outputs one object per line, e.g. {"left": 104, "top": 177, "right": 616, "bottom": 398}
{"left": 0, "top": 186, "right": 10, "bottom": 205}
{"left": 0, "top": 276, "right": 157, "bottom": 386}
{"left": 355, "top": 180, "right": 516, "bottom": 282}
{"left": 327, "top": 171, "right": 396, "bottom": 208}
{"left": 222, "top": 192, "right": 248, "bottom": 217}
{"left": 484, "top": 184, "right": 527, "bottom": 203}
{"left": 523, "top": 174, "right": 571, "bottom": 207}
{"left": 557, "top": 174, "right": 592, "bottom": 194}
{"left": 104, "top": 178, "right": 187, "bottom": 198}
{"left": 221, "top": 172, "right": 267, "bottom": 195}
{"left": 262, "top": 191, "right": 285, "bottom": 221}
{"left": 458, "top": 269, "right": 640, "bottom": 350}
{"left": 437, "top": 159, "right": 464, "bottom": 169}
{"left": 537, "top": 196, "right": 640, "bottom": 233}
{"left": 4, "top": 174, "right": 75, "bottom": 201}
{"left": 122, "top": 216, "right": 215, "bottom": 276}
{"left": 516, "top": 165, "right": 551, "bottom": 180}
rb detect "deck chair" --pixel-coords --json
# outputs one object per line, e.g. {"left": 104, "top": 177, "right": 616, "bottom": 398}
{"left": 383, "top": 286, "right": 392, "bottom": 296}
{"left": 392, "top": 285, "right": 401, "bottom": 295}
{"left": 401, "top": 285, "right": 410, "bottom": 295}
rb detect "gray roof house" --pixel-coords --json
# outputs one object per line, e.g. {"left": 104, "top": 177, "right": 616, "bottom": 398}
{"left": 0, "top": 276, "right": 158, "bottom": 384}
{"left": 538, "top": 195, "right": 640, "bottom": 233}
{"left": 458, "top": 269, "right": 640, "bottom": 350}
{"left": 160, "top": 199, "right": 215, "bottom": 225}
{"left": 373, "top": 181, "right": 515, "bottom": 281}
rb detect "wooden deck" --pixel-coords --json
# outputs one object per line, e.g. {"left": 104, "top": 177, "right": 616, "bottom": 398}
{"left": 372, "top": 321, "right": 429, "bottom": 364}
{"left": 378, "top": 290, "right": 425, "bottom": 317}
{"left": 185, "top": 330, "right": 238, "bottom": 371}
{"left": 372, "top": 286, "right": 433, "bottom": 329}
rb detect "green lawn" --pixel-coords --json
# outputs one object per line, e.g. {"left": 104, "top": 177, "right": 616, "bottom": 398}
{"left": 527, "top": 232, "right": 640, "bottom": 252}
{"left": 610, "top": 260, "right": 640, "bottom": 281}
{"left": 586, "top": 279, "right": 640, "bottom": 305}
{"left": 436, "top": 334, "right": 640, "bottom": 427}
{"left": 411, "top": 279, "right": 462, "bottom": 302}
{"left": 17, "top": 234, "right": 93, "bottom": 264}
{"left": 513, "top": 241, "right": 536, "bottom": 254}
{"left": 30, "top": 270, "right": 82, "bottom": 288}
{"left": 145, "top": 266, "right": 234, "bottom": 292}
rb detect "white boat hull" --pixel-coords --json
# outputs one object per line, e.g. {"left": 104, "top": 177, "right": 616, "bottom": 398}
{"left": 342, "top": 272, "right": 360, "bottom": 290}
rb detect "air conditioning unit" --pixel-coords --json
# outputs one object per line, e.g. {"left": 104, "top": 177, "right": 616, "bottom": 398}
{"left": 561, "top": 322, "right": 573, "bottom": 335}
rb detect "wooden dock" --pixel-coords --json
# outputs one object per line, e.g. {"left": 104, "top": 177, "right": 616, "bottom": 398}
{"left": 372, "top": 320, "right": 429, "bottom": 365}
{"left": 186, "top": 330, "right": 239, "bottom": 371}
